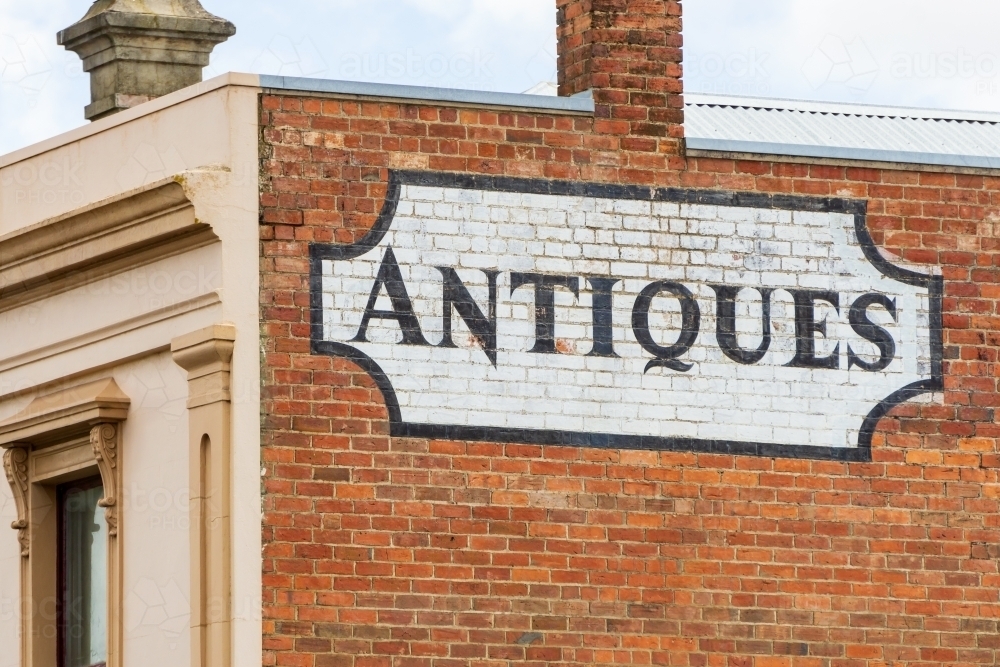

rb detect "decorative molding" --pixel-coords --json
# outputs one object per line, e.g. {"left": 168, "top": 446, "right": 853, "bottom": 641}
{"left": 31, "top": 436, "right": 102, "bottom": 484}
{"left": 0, "top": 178, "right": 217, "bottom": 310}
{"left": 171, "top": 323, "right": 236, "bottom": 408}
{"left": 0, "top": 227, "right": 219, "bottom": 316}
{"left": 90, "top": 423, "right": 120, "bottom": 537}
{"left": 0, "top": 377, "right": 130, "bottom": 447}
{"left": 0, "top": 291, "right": 222, "bottom": 374}
{"left": 2, "top": 446, "right": 29, "bottom": 557}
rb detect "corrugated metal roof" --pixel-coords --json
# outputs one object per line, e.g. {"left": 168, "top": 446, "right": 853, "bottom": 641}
{"left": 685, "top": 93, "right": 1000, "bottom": 169}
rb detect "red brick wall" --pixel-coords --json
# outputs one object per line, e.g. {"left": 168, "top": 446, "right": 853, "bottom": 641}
{"left": 259, "top": 92, "right": 1000, "bottom": 667}
{"left": 557, "top": 0, "right": 685, "bottom": 155}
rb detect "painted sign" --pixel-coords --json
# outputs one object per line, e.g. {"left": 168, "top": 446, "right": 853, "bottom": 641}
{"left": 311, "top": 171, "right": 942, "bottom": 461}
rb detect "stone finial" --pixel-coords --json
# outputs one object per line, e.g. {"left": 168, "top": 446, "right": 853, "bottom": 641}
{"left": 58, "top": 0, "right": 236, "bottom": 122}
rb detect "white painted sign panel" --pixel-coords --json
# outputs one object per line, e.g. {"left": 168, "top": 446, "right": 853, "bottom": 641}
{"left": 311, "top": 171, "right": 942, "bottom": 460}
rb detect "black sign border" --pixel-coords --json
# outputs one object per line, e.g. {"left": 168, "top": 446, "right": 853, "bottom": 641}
{"left": 308, "top": 170, "right": 944, "bottom": 462}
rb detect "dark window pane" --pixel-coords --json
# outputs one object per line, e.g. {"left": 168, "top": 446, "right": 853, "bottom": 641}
{"left": 59, "top": 478, "right": 108, "bottom": 667}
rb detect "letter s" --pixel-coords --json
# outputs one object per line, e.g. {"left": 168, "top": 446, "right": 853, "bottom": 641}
{"left": 847, "top": 293, "right": 897, "bottom": 372}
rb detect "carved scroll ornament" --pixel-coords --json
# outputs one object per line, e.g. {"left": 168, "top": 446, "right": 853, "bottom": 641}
{"left": 2, "top": 447, "right": 30, "bottom": 557}
{"left": 91, "top": 423, "right": 120, "bottom": 538}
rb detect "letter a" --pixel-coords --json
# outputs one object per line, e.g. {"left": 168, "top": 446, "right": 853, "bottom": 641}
{"left": 351, "top": 247, "right": 430, "bottom": 346}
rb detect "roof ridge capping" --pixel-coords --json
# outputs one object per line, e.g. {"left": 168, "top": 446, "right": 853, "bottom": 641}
{"left": 685, "top": 92, "right": 1000, "bottom": 125}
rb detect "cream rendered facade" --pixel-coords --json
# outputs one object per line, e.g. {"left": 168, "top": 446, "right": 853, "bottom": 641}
{"left": 0, "top": 74, "right": 263, "bottom": 667}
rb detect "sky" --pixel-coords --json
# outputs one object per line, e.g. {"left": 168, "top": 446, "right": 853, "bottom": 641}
{"left": 0, "top": 0, "right": 998, "bottom": 156}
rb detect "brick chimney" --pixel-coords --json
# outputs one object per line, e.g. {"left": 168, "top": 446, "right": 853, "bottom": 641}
{"left": 58, "top": 0, "right": 236, "bottom": 122}
{"left": 556, "top": 0, "right": 684, "bottom": 155}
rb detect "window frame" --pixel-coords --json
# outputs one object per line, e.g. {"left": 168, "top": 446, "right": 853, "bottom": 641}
{"left": 0, "top": 379, "right": 128, "bottom": 667}
{"left": 57, "top": 474, "right": 108, "bottom": 667}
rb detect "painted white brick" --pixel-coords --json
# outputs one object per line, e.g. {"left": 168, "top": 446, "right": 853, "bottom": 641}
{"left": 405, "top": 185, "right": 444, "bottom": 201}
{"left": 321, "top": 184, "right": 934, "bottom": 453}
{"left": 445, "top": 188, "right": 483, "bottom": 204}
{"left": 681, "top": 235, "right": 717, "bottom": 251}
{"left": 680, "top": 204, "right": 719, "bottom": 220}
{"left": 413, "top": 201, "right": 436, "bottom": 217}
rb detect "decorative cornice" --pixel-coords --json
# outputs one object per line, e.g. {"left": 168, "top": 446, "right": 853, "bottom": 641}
{"left": 2, "top": 447, "right": 29, "bottom": 557}
{"left": 0, "top": 178, "right": 216, "bottom": 312}
{"left": 0, "top": 378, "right": 130, "bottom": 447}
{"left": 91, "top": 423, "right": 120, "bottom": 537}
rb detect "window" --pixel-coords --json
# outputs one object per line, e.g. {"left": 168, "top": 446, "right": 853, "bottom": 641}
{"left": 1, "top": 328, "right": 236, "bottom": 667}
{"left": 0, "top": 378, "right": 129, "bottom": 667}
{"left": 58, "top": 477, "right": 108, "bottom": 667}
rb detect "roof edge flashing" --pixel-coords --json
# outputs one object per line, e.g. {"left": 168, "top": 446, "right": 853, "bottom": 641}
{"left": 686, "top": 137, "right": 1000, "bottom": 171}
{"left": 260, "top": 75, "right": 596, "bottom": 114}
